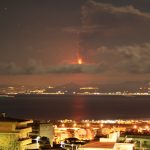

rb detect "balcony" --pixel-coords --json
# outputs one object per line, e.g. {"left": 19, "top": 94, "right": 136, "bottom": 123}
{"left": 16, "top": 127, "right": 32, "bottom": 133}
{"left": 19, "top": 138, "right": 32, "bottom": 146}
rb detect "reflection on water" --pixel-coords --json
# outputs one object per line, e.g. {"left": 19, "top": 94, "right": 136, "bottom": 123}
{"left": 72, "top": 96, "right": 87, "bottom": 121}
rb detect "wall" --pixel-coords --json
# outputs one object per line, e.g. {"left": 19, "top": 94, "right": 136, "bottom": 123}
{"left": 0, "top": 133, "right": 19, "bottom": 150}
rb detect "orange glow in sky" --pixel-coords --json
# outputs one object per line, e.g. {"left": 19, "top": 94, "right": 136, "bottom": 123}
{"left": 78, "top": 58, "right": 83, "bottom": 64}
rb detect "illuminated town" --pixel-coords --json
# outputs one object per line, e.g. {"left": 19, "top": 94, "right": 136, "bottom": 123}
{"left": 0, "top": 82, "right": 150, "bottom": 96}
{"left": 0, "top": 82, "right": 150, "bottom": 149}
{"left": 2, "top": 113, "right": 150, "bottom": 149}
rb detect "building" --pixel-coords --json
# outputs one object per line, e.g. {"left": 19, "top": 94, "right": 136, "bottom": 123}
{"left": 79, "top": 132, "right": 134, "bottom": 150}
{"left": 79, "top": 141, "right": 115, "bottom": 150}
{"left": 40, "top": 123, "right": 54, "bottom": 147}
{"left": 0, "top": 113, "right": 33, "bottom": 150}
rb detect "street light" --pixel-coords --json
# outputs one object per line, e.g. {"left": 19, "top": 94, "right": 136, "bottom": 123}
{"left": 145, "top": 125, "right": 149, "bottom": 130}
{"left": 133, "top": 125, "right": 137, "bottom": 129}
{"left": 73, "top": 123, "right": 77, "bottom": 127}
{"left": 86, "top": 123, "right": 90, "bottom": 127}
{"left": 35, "top": 136, "right": 40, "bottom": 149}
{"left": 100, "top": 124, "right": 104, "bottom": 128}
{"left": 62, "top": 124, "right": 65, "bottom": 127}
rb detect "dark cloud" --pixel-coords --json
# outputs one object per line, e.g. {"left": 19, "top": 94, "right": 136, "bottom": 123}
{"left": 81, "top": 0, "right": 150, "bottom": 43}
{"left": 64, "top": 0, "right": 150, "bottom": 74}
{"left": 1, "top": 42, "right": 149, "bottom": 75}
{"left": 47, "top": 63, "right": 107, "bottom": 74}
{"left": 0, "top": 60, "right": 44, "bottom": 75}
{"left": 0, "top": 0, "right": 150, "bottom": 76}
{"left": 81, "top": 0, "right": 150, "bottom": 29}
{"left": 64, "top": 0, "right": 150, "bottom": 51}
{"left": 0, "top": 61, "right": 107, "bottom": 75}
{"left": 82, "top": 0, "right": 150, "bottom": 19}
{"left": 77, "top": 0, "right": 150, "bottom": 74}
{"left": 92, "top": 43, "right": 150, "bottom": 73}
{"left": 116, "top": 43, "right": 150, "bottom": 73}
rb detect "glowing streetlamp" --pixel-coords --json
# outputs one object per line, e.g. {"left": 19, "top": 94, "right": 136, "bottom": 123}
{"left": 60, "top": 141, "right": 65, "bottom": 148}
{"left": 145, "top": 125, "right": 149, "bottom": 130}
{"left": 100, "top": 124, "right": 104, "bottom": 128}
{"left": 133, "top": 125, "right": 137, "bottom": 129}
{"left": 35, "top": 136, "right": 40, "bottom": 149}
{"left": 73, "top": 123, "right": 77, "bottom": 127}
{"left": 86, "top": 123, "right": 90, "bottom": 127}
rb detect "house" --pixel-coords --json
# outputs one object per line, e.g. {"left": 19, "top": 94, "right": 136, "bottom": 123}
{"left": 0, "top": 113, "right": 33, "bottom": 150}
{"left": 79, "top": 141, "right": 115, "bottom": 150}
{"left": 79, "top": 132, "right": 134, "bottom": 150}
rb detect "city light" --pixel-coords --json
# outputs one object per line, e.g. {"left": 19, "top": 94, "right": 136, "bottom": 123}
{"left": 133, "top": 125, "right": 137, "bottom": 129}
{"left": 100, "top": 124, "right": 104, "bottom": 128}
{"left": 86, "top": 123, "right": 90, "bottom": 127}
{"left": 145, "top": 125, "right": 149, "bottom": 130}
{"left": 73, "top": 123, "right": 77, "bottom": 127}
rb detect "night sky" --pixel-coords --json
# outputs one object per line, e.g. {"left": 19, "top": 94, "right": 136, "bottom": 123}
{"left": 0, "top": 0, "right": 150, "bottom": 86}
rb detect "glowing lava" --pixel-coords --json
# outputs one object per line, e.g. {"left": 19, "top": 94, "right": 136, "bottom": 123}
{"left": 78, "top": 58, "right": 83, "bottom": 65}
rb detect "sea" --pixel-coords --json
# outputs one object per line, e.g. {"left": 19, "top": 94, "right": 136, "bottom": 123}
{"left": 0, "top": 95, "right": 150, "bottom": 121}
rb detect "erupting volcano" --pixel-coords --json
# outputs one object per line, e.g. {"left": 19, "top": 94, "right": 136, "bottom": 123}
{"left": 78, "top": 58, "right": 83, "bottom": 65}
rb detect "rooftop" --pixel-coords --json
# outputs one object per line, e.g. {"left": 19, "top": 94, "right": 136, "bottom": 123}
{"left": 80, "top": 141, "right": 115, "bottom": 149}
{"left": 0, "top": 113, "right": 32, "bottom": 123}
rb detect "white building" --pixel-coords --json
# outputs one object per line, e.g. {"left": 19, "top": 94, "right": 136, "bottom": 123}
{"left": 40, "top": 123, "right": 54, "bottom": 147}
{"left": 79, "top": 132, "right": 134, "bottom": 150}
{"left": 0, "top": 114, "right": 33, "bottom": 150}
